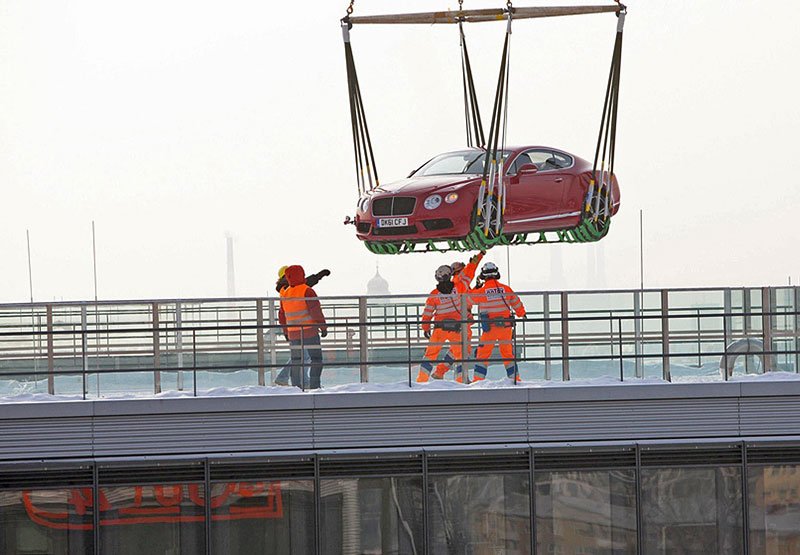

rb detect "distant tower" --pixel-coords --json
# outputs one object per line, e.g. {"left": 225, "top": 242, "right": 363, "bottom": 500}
{"left": 226, "top": 235, "right": 236, "bottom": 297}
{"left": 367, "top": 264, "right": 390, "bottom": 296}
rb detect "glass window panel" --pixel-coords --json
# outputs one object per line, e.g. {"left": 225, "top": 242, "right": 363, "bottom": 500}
{"left": 0, "top": 488, "right": 94, "bottom": 555}
{"left": 429, "top": 473, "right": 531, "bottom": 554}
{"left": 535, "top": 469, "right": 637, "bottom": 554}
{"left": 99, "top": 483, "right": 205, "bottom": 555}
{"left": 641, "top": 467, "right": 743, "bottom": 554}
{"left": 320, "top": 476, "right": 423, "bottom": 555}
{"left": 748, "top": 464, "right": 800, "bottom": 554}
{"left": 211, "top": 479, "right": 314, "bottom": 555}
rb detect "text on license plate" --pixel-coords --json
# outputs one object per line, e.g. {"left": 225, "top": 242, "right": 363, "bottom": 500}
{"left": 377, "top": 217, "right": 408, "bottom": 228}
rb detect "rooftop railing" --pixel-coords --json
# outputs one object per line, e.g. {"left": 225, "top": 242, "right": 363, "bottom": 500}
{"left": 0, "top": 286, "right": 798, "bottom": 398}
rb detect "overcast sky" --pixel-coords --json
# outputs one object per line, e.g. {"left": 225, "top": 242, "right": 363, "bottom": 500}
{"left": 1, "top": 0, "right": 798, "bottom": 302}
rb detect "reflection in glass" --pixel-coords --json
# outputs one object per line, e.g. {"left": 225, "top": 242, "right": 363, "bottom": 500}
{"left": 99, "top": 483, "right": 205, "bottom": 554}
{"left": 535, "top": 469, "right": 637, "bottom": 554}
{"left": 748, "top": 464, "right": 800, "bottom": 554}
{"left": 429, "top": 473, "right": 530, "bottom": 554}
{"left": 641, "top": 467, "right": 743, "bottom": 554}
{"left": 211, "top": 480, "right": 314, "bottom": 554}
{"left": 0, "top": 488, "right": 94, "bottom": 555}
{"left": 320, "top": 477, "right": 423, "bottom": 555}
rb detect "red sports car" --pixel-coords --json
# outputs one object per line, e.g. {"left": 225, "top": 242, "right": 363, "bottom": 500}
{"left": 353, "top": 146, "right": 620, "bottom": 246}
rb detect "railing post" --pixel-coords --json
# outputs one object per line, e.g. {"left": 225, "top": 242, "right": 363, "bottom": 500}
{"left": 256, "top": 299, "right": 265, "bottom": 386}
{"left": 460, "top": 294, "right": 471, "bottom": 384}
{"left": 81, "top": 305, "right": 88, "bottom": 397}
{"left": 46, "top": 305, "right": 55, "bottom": 395}
{"left": 633, "top": 291, "right": 642, "bottom": 378}
{"left": 358, "top": 297, "right": 369, "bottom": 383}
{"left": 561, "top": 292, "right": 569, "bottom": 381}
{"left": 543, "top": 294, "right": 552, "bottom": 381}
{"left": 724, "top": 288, "right": 733, "bottom": 350}
{"left": 743, "top": 288, "right": 752, "bottom": 335}
{"left": 762, "top": 287, "right": 773, "bottom": 372}
{"left": 661, "top": 290, "right": 670, "bottom": 382}
{"left": 268, "top": 299, "right": 277, "bottom": 385}
{"left": 795, "top": 286, "right": 800, "bottom": 373}
{"left": 618, "top": 317, "right": 624, "bottom": 381}
{"left": 153, "top": 302, "right": 161, "bottom": 394}
{"left": 406, "top": 321, "right": 412, "bottom": 388}
{"left": 176, "top": 302, "right": 184, "bottom": 391}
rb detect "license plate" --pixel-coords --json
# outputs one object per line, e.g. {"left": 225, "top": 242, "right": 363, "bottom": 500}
{"left": 376, "top": 217, "right": 408, "bottom": 228}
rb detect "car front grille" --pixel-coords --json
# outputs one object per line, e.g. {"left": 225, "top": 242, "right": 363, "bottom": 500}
{"left": 371, "top": 225, "right": 418, "bottom": 236}
{"left": 371, "top": 197, "right": 416, "bottom": 216}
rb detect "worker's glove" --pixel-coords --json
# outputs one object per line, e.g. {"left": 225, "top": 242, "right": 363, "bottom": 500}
{"left": 469, "top": 251, "right": 484, "bottom": 264}
{"left": 319, "top": 327, "right": 328, "bottom": 338}
{"left": 423, "top": 329, "right": 431, "bottom": 339}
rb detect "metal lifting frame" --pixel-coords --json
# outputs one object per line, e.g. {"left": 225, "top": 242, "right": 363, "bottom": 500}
{"left": 344, "top": 2, "right": 626, "bottom": 254}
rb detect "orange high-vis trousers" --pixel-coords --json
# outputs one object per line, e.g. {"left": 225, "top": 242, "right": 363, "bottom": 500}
{"left": 417, "top": 328, "right": 471, "bottom": 382}
{"left": 473, "top": 325, "right": 517, "bottom": 379}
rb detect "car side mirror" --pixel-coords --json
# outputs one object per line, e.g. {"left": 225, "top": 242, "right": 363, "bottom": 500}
{"left": 518, "top": 163, "right": 538, "bottom": 175}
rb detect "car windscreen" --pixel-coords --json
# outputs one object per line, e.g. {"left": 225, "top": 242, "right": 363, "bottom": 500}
{"left": 414, "top": 150, "right": 511, "bottom": 176}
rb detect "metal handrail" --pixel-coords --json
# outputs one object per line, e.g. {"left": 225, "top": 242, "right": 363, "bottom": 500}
{"left": 1, "top": 286, "right": 798, "bottom": 398}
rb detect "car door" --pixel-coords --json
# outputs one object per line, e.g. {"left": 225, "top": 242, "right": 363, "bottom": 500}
{"left": 503, "top": 149, "right": 577, "bottom": 233}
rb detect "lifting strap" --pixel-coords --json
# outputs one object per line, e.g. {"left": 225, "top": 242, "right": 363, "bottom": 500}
{"left": 586, "top": 6, "right": 625, "bottom": 225}
{"left": 342, "top": 18, "right": 379, "bottom": 197}
{"left": 459, "top": 17, "right": 485, "bottom": 148}
{"left": 477, "top": 9, "right": 512, "bottom": 238}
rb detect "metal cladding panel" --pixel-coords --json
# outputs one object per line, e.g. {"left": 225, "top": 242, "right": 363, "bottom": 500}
{"left": 0, "top": 418, "right": 93, "bottom": 461}
{"left": 739, "top": 397, "right": 800, "bottom": 436}
{"left": 529, "top": 398, "right": 740, "bottom": 442}
{"left": 92, "top": 410, "right": 313, "bottom": 457}
{"left": 313, "top": 404, "right": 527, "bottom": 449}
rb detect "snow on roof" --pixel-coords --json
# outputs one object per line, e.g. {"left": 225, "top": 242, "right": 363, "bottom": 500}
{"left": 2, "top": 372, "right": 799, "bottom": 405}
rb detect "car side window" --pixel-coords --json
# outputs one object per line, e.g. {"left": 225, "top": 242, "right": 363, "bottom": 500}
{"left": 523, "top": 149, "right": 573, "bottom": 172}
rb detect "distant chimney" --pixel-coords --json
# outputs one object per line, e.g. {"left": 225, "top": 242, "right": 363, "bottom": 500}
{"left": 226, "top": 235, "right": 235, "bottom": 297}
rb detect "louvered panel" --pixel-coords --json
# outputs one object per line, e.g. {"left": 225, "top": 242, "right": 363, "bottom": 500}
{"left": 534, "top": 447, "right": 636, "bottom": 470}
{"left": 740, "top": 397, "right": 800, "bottom": 436}
{"left": 530, "top": 398, "right": 739, "bottom": 442}
{"left": 427, "top": 449, "right": 529, "bottom": 474}
{"left": 640, "top": 444, "right": 742, "bottom": 467}
{"left": 210, "top": 456, "right": 315, "bottom": 480}
{"left": 313, "top": 404, "right": 527, "bottom": 449}
{"left": 0, "top": 464, "right": 94, "bottom": 489}
{"left": 319, "top": 453, "right": 422, "bottom": 477}
{"left": 746, "top": 443, "right": 800, "bottom": 465}
{"left": 0, "top": 418, "right": 93, "bottom": 460}
{"left": 98, "top": 460, "right": 205, "bottom": 485}
{"left": 93, "top": 411, "right": 313, "bottom": 457}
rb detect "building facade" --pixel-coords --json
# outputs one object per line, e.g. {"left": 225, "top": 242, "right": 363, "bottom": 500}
{"left": 2, "top": 381, "right": 800, "bottom": 554}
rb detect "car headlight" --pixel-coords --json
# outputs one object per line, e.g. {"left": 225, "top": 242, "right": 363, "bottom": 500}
{"left": 445, "top": 192, "right": 459, "bottom": 204}
{"left": 423, "top": 194, "right": 442, "bottom": 210}
{"left": 358, "top": 196, "right": 370, "bottom": 213}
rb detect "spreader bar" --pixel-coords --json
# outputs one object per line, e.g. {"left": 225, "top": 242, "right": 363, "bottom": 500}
{"left": 347, "top": 5, "right": 621, "bottom": 25}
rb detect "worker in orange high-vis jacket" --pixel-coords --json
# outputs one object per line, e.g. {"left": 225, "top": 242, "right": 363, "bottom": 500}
{"left": 417, "top": 265, "right": 472, "bottom": 383}
{"left": 471, "top": 261, "right": 526, "bottom": 381}
{"left": 279, "top": 265, "right": 327, "bottom": 389}
{"left": 429, "top": 251, "right": 485, "bottom": 381}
